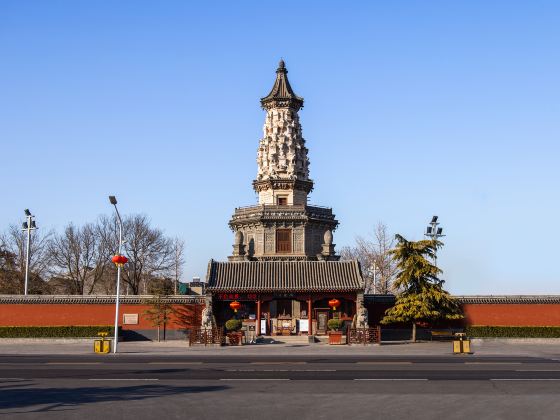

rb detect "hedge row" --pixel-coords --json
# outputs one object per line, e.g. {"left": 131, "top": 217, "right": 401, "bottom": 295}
{"left": 466, "top": 326, "right": 560, "bottom": 338}
{"left": 0, "top": 326, "right": 116, "bottom": 338}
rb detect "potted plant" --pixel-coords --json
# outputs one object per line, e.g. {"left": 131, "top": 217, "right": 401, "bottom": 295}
{"left": 225, "top": 318, "right": 243, "bottom": 346}
{"left": 328, "top": 319, "right": 344, "bottom": 345}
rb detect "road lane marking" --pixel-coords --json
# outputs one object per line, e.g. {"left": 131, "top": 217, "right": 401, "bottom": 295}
{"left": 0, "top": 378, "right": 26, "bottom": 381}
{"left": 46, "top": 362, "right": 102, "bottom": 365}
{"left": 491, "top": 378, "right": 560, "bottom": 381}
{"left": 226, "top": 369, "right": 336, "bottom": 372}
{"left": 464, "top": 362, "right": 522, "bottom": 365}
{"left": 88, "top": 378, "right": 159, "bottom": 381}
{"left": 515, "top": 370, "right": 560, "bottom": 372}
{"left": 354, "top": 378, "right": 428, "bottom": 381}
{"left": 263, "top": 369, "right": 336, "bottom": 372}
{"left": 250, "top": 361, "right": 307, "bottom": 364}
{"left": 219, "top": 378, "right": 290, "bottom": 381}
{"left": 356, "top": 362, "right": 413, "bottom": 365}
{"left": 149, "top": 361, "right": 203, "bottom": 364}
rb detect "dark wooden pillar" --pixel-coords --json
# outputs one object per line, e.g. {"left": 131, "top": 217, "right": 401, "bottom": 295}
{"left": 307, "top": 297, "right": 312, "bottom": 336}
{"left": 256, "top": 299, "right": 262, "bottom": 336}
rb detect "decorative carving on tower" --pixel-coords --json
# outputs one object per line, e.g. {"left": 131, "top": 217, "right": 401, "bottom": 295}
{"left": 228, "top": 230, "right": 248, "bottom": 261}
{"left": 256, "top": 108, "right": 309, "bottom": 182}
{"left": 228, "top": 60, "right": 339, "bottom": 261}
{"left": 318, "top": 229, "right": 339, "bottom": 261}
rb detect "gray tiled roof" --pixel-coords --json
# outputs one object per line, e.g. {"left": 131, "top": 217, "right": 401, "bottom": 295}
{"left": 206, "top": 260, "right": 364, "bottom": 292}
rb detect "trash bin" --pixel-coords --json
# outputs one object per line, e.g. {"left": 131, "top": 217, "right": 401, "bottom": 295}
{"left": 94, "top": 332, "right": 112, "bottom": 354}
{"left": 453, "top": 332, "right": 472, "bottom": 354}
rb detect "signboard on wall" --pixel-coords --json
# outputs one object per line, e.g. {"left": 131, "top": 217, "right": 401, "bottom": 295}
{"left": 299, "top": 319, "right": 309, "bottom": 332}
{"left": 215, "top": 293, "right": 258, "bottom": 301}
{"left": 123, "top": 314, "right": 139, "bottom": 325}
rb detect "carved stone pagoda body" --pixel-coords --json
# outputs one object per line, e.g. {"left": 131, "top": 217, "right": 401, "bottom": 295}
{"left": 228, "top": 60, "right": 339, "bottom": 262}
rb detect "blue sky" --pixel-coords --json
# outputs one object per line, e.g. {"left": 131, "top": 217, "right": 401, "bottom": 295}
{"left": 1, "top": 1, "right": 559, "bottom": 294}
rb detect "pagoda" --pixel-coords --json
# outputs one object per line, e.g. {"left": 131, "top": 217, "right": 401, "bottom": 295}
{"left": 206, "top": 61, "right": 364, "bottom": 337}
{"left": 228, "top": 59, "right": 339, "bottom": 262}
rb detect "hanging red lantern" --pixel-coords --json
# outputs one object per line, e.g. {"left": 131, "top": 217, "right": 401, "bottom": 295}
{"left": 328, "top": 298, "right": 340, "bottom": 311}
{"left": 230, "top": 301, "right": 241, "bottom": 313}
{"left": 111, "top": 255, "right": 128, "bottom": 267}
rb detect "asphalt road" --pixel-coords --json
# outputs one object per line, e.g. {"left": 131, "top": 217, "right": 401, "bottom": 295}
{"left": 2, "top": 354, "right": 560, "bottom": 419}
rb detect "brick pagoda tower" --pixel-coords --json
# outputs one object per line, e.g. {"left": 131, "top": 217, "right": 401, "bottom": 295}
{"left": 228, "top": 60, "right": 339, "bottom": 262}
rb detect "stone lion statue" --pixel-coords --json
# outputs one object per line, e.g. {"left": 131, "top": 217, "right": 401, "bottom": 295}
{"left": 201, "top": 297, "right": 214, "bottom": 330}
{"left": 357, "top": 305, "right": 369, "bottom": 329}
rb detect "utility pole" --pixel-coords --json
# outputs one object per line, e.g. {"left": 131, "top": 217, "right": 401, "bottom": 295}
{"left": 21, "top": 209, "right": 37, "bottom": 295}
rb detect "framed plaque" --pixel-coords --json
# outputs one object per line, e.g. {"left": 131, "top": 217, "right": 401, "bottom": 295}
{"left": 123, "top": 313, "right": 139, "bottom": 325}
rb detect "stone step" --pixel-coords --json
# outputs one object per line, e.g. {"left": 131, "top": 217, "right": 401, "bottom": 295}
{"left": 259, "top": 335, "right": 311, "bottom": 344}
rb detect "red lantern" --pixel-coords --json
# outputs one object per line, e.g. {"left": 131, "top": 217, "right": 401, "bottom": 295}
{"left": 328, "top": 299, "right": 340, "bottom": 311}
{"left": 112, "top": 255, "right": 128, "bottom": 267}
{"left": 230, "top": 301, "right": 241, "bottom": 313}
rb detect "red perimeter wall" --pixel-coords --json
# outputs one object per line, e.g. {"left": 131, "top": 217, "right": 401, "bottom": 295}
{"left": 0, "top": 304, "right": 201, "bottom": 331}
{"left": 2, "top": 302, "right": 560, "bottom": 334}
{"left": 365, "top": 302, "right": 560, "bottom": 327}
{"left": 462, "top": 304, "right": 560, "bottom": 326}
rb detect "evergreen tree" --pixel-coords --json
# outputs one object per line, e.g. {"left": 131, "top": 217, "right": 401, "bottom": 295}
{"left": 381, "top": 234, "right": 462, "bottom": 342}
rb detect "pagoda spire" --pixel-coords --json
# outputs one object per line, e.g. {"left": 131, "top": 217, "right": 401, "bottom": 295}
{"left": 260, "top": 59, "right": 304, "bottom": 111}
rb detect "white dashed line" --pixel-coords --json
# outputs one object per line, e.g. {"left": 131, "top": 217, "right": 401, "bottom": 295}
{"left": 88, "top": 378, "right": 159, "bottom": 381}
{"left": 356, "top": 362, "right": 413, "bottom": 365}
{"left": 354, "top": 378, "right": 429, "bottom": 381}
{"left": 490, "top": 378, "right": 560, "bottom": 381}
{"left": 47, "top": 362, "right": 102, "bottom": 365}
{"left": 219, "top": 378, "right": 290, "bottom": 381}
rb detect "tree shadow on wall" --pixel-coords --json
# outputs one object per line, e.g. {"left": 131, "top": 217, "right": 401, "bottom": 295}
{"left": 0, "top": 382, "right": 228, "bottom": 414}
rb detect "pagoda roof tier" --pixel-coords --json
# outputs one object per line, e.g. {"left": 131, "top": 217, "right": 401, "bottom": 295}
{"left": 229, "top": 204, "right": 339, "bottom": 229}
{"left": 206, "top": 260, "right": 364, "bottom": 292}
{"left": 253, "top": 178, "right": 314, "bottom": 194}
{"left": 260, "top": 59, "right": 304, "bottom": 110}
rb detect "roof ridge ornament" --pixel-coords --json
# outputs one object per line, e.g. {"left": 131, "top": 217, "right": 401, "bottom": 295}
{"left": 261, "top": 59, "right": 304, "bottom": 110}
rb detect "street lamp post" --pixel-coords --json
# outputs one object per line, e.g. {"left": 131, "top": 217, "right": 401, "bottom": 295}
{"left": 424, "top": 215, "right": 445, "bottom": 284}
{"left": 21, "top": 209, "right": 37, "bottom": 295}
{"left": 109, "top": 196, "right": 124, "bottom": 353}
{"left": 368, "top": 262, "right": 379, "bottom": 294}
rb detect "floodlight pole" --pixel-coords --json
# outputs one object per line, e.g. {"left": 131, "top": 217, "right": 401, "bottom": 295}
{"left": 109, "top": 197, "right": 124, "bottom": 354}
{"left": 424, "top": 216, "right": 445, "bottom": 283}
{"left": 22, "top": 210, "right": 37, "bottom": 296}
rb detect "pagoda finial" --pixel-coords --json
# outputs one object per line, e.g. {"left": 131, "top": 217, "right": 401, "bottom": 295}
{"left": 261, "top": 60, "right": 303, "bottom": 110}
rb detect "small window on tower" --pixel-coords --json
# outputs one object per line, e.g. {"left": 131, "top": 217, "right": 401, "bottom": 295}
{"left": 276, "top": 229, "right": 292, "bottom": 253}
{"left": 277, "top": 196, "right": 288, "bottom": 205}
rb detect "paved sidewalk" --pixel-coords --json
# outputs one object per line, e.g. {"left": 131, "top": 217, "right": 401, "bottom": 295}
{"left": 0, "top": 338, "right": 559, "bottom": 357}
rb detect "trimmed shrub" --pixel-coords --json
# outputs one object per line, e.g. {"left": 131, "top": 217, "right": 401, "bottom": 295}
{"left": 225, "top": 319, "right": 242, "bottom": 332}
{"left": 0, "top": 326, "right": 115, "bottom": 338}
{"left": 466, "top": 326, "right": 560, "bottom": 338}
{"left": 327, "top": 319, "right": 344, "bottom": 331}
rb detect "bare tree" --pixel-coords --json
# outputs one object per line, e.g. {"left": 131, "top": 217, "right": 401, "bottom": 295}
{"left": 0, "top": 224, "right": 52, "bottom": 294}
{"left": 172, "top": 237, "right": 185, "bottom": 295}
{"left": 48, "top": 223, "right": 110, "bottom": 295}
{"left": 98, "top": 214, "right": 175, "bottom": 295}
{"left": 341, "top": 222, "right": 397, "bottom": 294}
